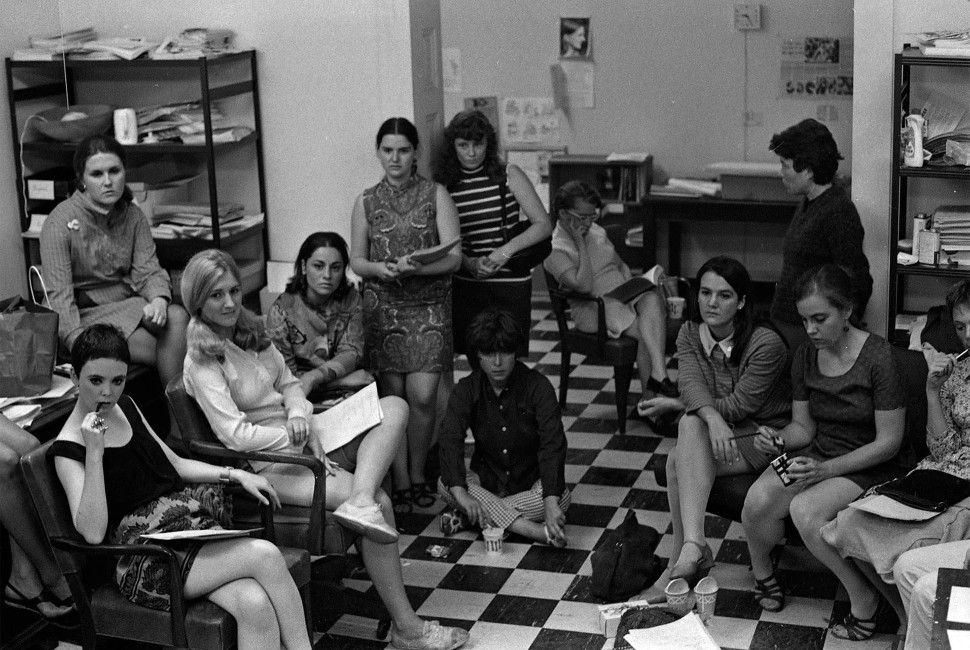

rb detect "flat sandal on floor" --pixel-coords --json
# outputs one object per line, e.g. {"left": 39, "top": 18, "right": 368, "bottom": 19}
{"left": 829, "top": 599, "right": 885, "bottom": 641}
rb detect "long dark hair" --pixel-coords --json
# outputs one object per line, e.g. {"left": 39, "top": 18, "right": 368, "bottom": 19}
{"left": 434, "top": 110, "right": 504, "bottom": 189}
{"left": 695, "top": 256, "right": 785, "bottom": 363}
{"left": 73, "top": 134, "right": 133, "bottom": 202}
{"left": 375, "top": 117, "right": 419, "bottom": 150}
{"left": 285, "top": 231, "right": 351, "bottom": 301}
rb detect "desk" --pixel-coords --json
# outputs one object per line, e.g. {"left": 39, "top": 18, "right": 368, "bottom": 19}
{"left": 933, "top": 568, "right": 970, "bottom": 649}
{"left": 641, "top": 195, "right": 798, "bottom": 276}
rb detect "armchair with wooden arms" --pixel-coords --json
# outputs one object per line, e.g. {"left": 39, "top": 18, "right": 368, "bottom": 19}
{"left": 164, "top": 376, "right": 390, "bottom": 638}
{"left": 544, "top": 269, "right": 640, "bottom": 434}
{"left": 19, "top": 441, "right": 312, "bottom": 650}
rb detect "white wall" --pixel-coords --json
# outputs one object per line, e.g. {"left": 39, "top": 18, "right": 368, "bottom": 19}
{"left": 853, "top": 0, "right": 970, "bottom": 335}
{"left": 441, "top": 1, "right": 855, "bottom": 178}
{"left": 0, "top": 1, "right": 61, "bottom": 298}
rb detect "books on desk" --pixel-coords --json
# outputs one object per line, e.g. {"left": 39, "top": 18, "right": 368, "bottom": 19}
{"left": 666, "top": 178, "right": 721, "bottom": 197}
{"left": 604, "top": 265, "right": 666, "bottom": 303}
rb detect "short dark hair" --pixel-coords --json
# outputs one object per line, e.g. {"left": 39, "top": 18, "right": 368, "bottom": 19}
{"left": 551, "top": 180, "right": 602, "bottom": 225}
{"left": 769, "top": 118, "right": 843, "bottom": 185}
{"left": 794, "top": 264, "right": 855, "bottom": 316}
{"left": 466, "top": 308, "right": 525, "bottom": 357}
{"left": 71, "top": 324, "right": 130, "bottom": 375}
{"left": 376, "top": 117, "right": 419, "bottom": 150}
{"left": 285, "top": 231, "right": 351, "bottom": 300}
{"left": 434, "top": 110, "right": 503, "bottom": 189}
{"left": 946, "top": 278, "right": 970, "bottom": 318}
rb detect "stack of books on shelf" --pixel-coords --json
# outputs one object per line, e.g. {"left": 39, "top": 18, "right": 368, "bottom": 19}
{"left": 914, "top": 29, "right": 970, "bottom": 57}
{"left": 151, "top": 28, "right": 237, "bottom": 59}
{"left": 152, "top": 202, "right": 245, "bottom": 227}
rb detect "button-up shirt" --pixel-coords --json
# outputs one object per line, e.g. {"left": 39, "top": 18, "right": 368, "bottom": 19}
{"left": 438, "top": 362, "right": 567, "bottom": 498}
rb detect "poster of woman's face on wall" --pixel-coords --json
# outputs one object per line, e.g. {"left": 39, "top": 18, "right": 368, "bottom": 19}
{"left": 560, "top": 17, "right": 591, "bottom": 59}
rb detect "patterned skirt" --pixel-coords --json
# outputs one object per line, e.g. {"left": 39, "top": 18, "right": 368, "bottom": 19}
{"left": 112, "top": 484, "right": 232, "bottom": 611}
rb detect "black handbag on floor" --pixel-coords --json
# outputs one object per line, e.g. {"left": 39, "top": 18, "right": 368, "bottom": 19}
{"left": 497, "top": 179, "right": 551, "bottom": 275}
{"left": 590, "top": 509, "right": 663, "bottom": 601}
{"left": 875, "top": 469, "right": 970, "bottom": 512}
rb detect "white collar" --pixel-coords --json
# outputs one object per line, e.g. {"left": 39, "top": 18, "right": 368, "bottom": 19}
{"left": 699, "top": 323, "right": 734, "bottom": 358}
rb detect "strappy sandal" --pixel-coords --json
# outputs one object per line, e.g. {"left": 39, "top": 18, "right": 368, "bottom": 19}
{"left": 754, "top": 572, "right": 785, "bottom": 613}
{"left": 392, "top": 488, "right": 413, "bottom": 515}
{"left": 829, "top": 600, "right": 883, "bottom": 641}
{"left": 410, "top": 482, "right": 437, "bottom": 509}
{"left": 4, "top": 584, "right": 77, "bottom": 629}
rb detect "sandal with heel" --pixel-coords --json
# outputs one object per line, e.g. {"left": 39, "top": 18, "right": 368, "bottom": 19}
{"left": 670, "top": 540, "right": 715, "bottom": 589}
{"left": 410, "top": 482, "right": 437, "bottom": 509}
{"left": 392, "top": 488, "right": 413, "bottom": 515}
{"left": 754, "top": 572, "right": 785, "bottom": 613}
{"left": 829, "top": 599, "right": 885, "bottom": 641}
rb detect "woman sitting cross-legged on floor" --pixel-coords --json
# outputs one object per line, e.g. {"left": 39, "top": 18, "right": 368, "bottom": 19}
{"left": 180, "top": 249, "right": 468, "bottom": 650}
{"left": 52, "top": 324, "right": 311, "bottom": 650}
{"left": 741, "top": 264, "right": 912, "bottom": 639}
{"left": 437, "top": 308, "right": 570, "bottom": 547}
{"left": 641, "top": 256, "right": 792, "bottom": 587}
{"left": 819, "top": 277, "right": 970, "bottom": 646}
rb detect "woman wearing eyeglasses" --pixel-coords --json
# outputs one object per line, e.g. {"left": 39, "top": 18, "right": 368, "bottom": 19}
{"left": 543, "top": 180, "right": 675, "bottom": 399}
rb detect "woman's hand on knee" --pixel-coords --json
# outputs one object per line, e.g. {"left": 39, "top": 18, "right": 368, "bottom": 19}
{"left": 286, "top": 416, "right": 309, "bottom": 447}
{"left": 142, "top": 297, "right": 170, "bottom": 327}
{"left": 236, "top": 471, "right": 281, "bottom": 509}
{"left": 709, "top": 418, "right": 740, "bottom": 465}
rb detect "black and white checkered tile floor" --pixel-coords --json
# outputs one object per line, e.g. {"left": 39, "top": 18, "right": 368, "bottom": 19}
{"left": 44, "top": 298, "right": 900, "bottom": 650}
{"left": 315, "top": 298, "right": 902, "bottom": 650}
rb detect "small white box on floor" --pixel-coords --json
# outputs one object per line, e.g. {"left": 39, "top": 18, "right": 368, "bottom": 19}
{"left": 598, "top": 599, "right": 649, "bottom": 638}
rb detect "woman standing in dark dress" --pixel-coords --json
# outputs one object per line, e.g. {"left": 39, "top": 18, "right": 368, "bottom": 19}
{"left": 768, "top": 119, "right": 872, "bottom": 349}
{"left": 350, "top": 117, "right": 462, "bottom": 509}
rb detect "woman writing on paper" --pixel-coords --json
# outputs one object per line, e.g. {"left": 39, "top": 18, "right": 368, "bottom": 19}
{"left": 40, "top": 135, "right": 188, "bottom": 385}
{"left": 644, "top": 256, "right": 791, "bottom": 587}
{"left": 51, "top": 324, "right": 311, "bottom": 650}
{"left": 543, "top": 180, "right": 675, "bottom": 400}
{"left": 819, "top": 277, "right": 970, "bottom": 646}
{"left": 266, "top": 231, "right": 372, "bottom": 401}
{"left": 181, "top": 249, "right": 468, "bottom": 650}
{"left": 741, "top": 265, "right": 910, "bottom": 641}
{"left": 350, "top": 117, "right": 461, "bottom": 512}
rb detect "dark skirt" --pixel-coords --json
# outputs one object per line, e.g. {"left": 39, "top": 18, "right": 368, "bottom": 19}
{"left": 112, "top": 484, "right": 232, "bottom": 611}
{"left": 452, "top": 275, "right": 532, "bottom": 359}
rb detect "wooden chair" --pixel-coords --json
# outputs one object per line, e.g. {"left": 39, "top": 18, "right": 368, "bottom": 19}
{"left": 544, "top": 270, "right": 640, "bottom": 433}
{"left": 164, "top": 377, "right": 391, "bottom": 638}
{"left": 19, "top": 441, "right": 312, "bottom": 650}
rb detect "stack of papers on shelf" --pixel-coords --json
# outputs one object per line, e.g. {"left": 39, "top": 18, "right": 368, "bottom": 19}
{"left": 650, "top": 183, "right": 704, "bottom": 198}
{"left": 606, "top": 152, "right": 651, "bottom": 162}
{"left": 667, "top": 178, "right": 721, "bottom": 197}
{"left": 71, "top": 37, "right": 158, "bottom": 61}
{"left": 914, "top": 29, "right": 970, "bottom": 57}
{"left": 136, "top": 101, "right": 229, "bottom": 142}
{"left": 151, "top": 213, "right": 263, "bottom": 240}
{"left": 932, "top": 205, "right": 970, "bottom": 250}
{"left": 15, "top": 27, "right": 97, "bottom": 60}
{"left": 181, "top": 126, "right": 254, "bottom": 145}
{"left": 153, "top": 202, "right": 245, "bottom": 226}
{"left": 151, "top": 27, "right": 237, "bottom": 60}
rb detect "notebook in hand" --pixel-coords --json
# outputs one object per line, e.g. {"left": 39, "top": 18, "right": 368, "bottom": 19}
{"left": 604, "top": 265, "right": 665, "bottom": 303}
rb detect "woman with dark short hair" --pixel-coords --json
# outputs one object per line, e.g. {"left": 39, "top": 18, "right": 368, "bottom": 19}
{"left": 437, "top": 309, "right": 570, "bottom": 547}
{"left": 768, "top": 119, "right": 872, "bottom": 348}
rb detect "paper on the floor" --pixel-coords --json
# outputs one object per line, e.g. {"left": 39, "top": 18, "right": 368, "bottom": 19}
{"left": 624, "top": 612, "right": 719, "bottom": 649}
{"left": 949, "top": 586, "right": 970, "bottom": 624}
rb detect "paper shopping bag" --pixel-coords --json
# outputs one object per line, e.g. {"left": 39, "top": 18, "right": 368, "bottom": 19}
{"left": 0, "top": 295, "right": 59, "bottom": 397}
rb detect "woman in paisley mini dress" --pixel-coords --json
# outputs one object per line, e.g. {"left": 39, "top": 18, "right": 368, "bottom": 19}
{"left": 350, "top": 117, "right": 462, "bottom": 509}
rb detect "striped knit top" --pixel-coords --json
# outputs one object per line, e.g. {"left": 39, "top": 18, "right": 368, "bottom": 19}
{"left": 676, "top": 321, "right": 792, "bottom": 428}
{"left": 449, "top": 165, "right": 529, "bottom": 279}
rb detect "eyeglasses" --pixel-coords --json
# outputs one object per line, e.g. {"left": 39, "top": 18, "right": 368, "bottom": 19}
{"left": 565, "top": 208, "right": 600, "bottom": 222}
